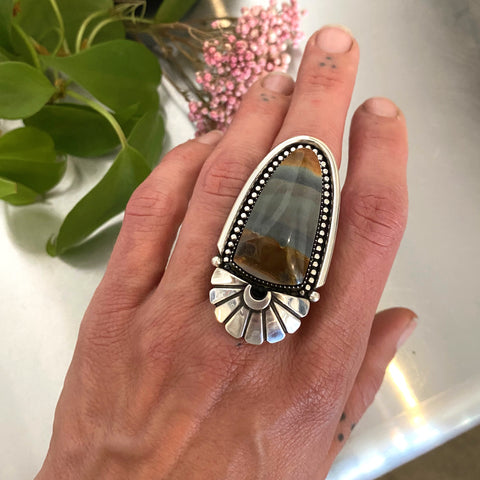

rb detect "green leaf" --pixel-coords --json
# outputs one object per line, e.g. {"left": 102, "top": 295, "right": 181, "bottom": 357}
{"left": 24, "top": 103, "right": 120, "bottom": 157}
{"left": 154, "top": 0, "right": 198, "bottom": 23}
{"left": 127, "top": 109, "right": 164, "bottom": 169}
{"left": 47, "top": 145, "right": 150, "bottom": 256}
{"left": 14, "top": 0, "right": 59, "bottom": 53}
{"left": 0, "top": 0, "right": 14, "bottom": 52}
{"left": 45, "top": 39, "right": 162, "bottom": 113}
{"left": 0, "top": 62, "right": 55, "bottom": 119}
{"left": 13, "top": 0, "right": 124, "bottom": 56}
{"left": 0, "top": 127, "right": 66, "bottom": 192}
{"left": 0, "top": 176, "right": 40, "bottom": 205}
{"left": 0, "top": 176, "right": 16, "bottom": 197}
{"left": 10, "top": 21, "right": 41, "bottom": 68}
{"left": 0, "top": 47, "right": 13, "bottom": 62}
{"left": 56, "top": 0, "right": 124, "bottom": 51}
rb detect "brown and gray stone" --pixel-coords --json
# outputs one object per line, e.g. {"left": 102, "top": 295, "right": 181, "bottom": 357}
{"left": 234, "top": 148, "right": 322, "bottom": 285}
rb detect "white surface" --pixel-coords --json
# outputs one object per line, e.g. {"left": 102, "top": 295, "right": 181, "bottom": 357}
{"left": 1, "top": 0, "right": 480, "bottom": 479}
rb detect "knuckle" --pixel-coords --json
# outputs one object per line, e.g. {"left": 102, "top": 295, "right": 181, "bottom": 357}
{"left": 135, "top": 299, "right": 182, "bottom": 367}
{"left": 162, "top": 145, "right": 194, "bottom": 166}
{"left": 242, "top": 92, "right": 286, "bottom": 116}
{"left": 100, "top": 429, "right": 156, "bottom": 464}
{"left": 302, "top": 68, "right": 348, "bottom": 93}
{"left": 200, "top": 149, "right": 254, "bottom": 200}
{"left": 125, "top": 183, "right": 183, "bottom": 232}
{"left": 342, "top": 186, "right": 408, "bottom": 250}
{"left": 354, "top": 122, "right": 407, "bottom": 157}
{"left": 81, "top": 318, "right": 130, "bottom": 350}
{"left": 80, "top": 291, "right": 138, "bottom": 349}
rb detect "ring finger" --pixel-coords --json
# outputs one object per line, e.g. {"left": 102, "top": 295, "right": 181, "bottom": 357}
{"left": 163, "top": 73, "right": 294, "bottom": 299}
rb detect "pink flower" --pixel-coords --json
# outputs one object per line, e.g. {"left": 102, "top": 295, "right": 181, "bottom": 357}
{"left": 189, "top": 0, "right": 304, "bottom": 135}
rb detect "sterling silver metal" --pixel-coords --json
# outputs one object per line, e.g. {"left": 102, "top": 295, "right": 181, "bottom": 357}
{"left": 210, "top": 136, "right": 340, "bottom": 345}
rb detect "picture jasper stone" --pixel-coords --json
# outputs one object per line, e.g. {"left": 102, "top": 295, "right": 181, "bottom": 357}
{"left": 234, "top": 148, "right": 323, "bottom": 285}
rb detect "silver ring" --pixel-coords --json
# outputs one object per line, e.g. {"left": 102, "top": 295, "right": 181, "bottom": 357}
{"left": 209, "top": 136, "right": 340, "bottom": 345}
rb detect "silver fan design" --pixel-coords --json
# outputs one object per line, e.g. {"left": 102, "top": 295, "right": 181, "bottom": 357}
{"left": 209, "top": 268, "right": 310, "bottom": 345}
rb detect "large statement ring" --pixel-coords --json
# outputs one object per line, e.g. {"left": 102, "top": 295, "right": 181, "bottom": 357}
{"left": 209, "top": 136, "right": 340, "bottom": 345}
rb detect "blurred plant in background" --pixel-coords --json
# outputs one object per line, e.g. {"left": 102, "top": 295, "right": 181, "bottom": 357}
{"left": 0, "top": 0, "right": 303, "bottom": 256}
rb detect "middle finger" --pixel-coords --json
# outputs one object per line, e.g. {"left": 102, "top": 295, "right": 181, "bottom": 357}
{"left": 274, "top": 25, "right": 359, "bottom": 165}
{"left": 166, "top": 27, "right": 359, "bottom": 297}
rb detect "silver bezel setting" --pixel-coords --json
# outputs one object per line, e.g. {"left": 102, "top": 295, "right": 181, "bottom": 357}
{"left": 210, "top": 136, "right": 340, "bottom": 344}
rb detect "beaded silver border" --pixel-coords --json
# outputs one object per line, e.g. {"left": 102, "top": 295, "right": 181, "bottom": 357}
{"left": 215, "top": 135, "right": 340, "bottom": 300}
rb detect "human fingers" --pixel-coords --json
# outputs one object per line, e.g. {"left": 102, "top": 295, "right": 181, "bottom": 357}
{"left": 303, "top": 97, "right": 408, "bottom": 347}
{"left": 94, "top": 132, "right": 223, "bottom": 311}
{"left": 294, "top": 97, "right": 408, "bottom": 428}
{"left": 321, "top": 308, "right": 417, "bottom": 476}
{"left": 162, "top": 25, "right": 357, "bottom": 306}
{"left": 273, "top": 25, "right": 359, "bottom": 165}
{"left": 162, "top": 73, "right": 294, "bottom": 298}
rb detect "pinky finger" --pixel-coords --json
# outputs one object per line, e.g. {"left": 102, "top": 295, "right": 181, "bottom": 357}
{"left": 321, "top": 307, "right": 417, "bottom": 475}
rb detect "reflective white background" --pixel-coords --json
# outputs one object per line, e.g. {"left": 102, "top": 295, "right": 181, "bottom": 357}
{"left": 1, "top": 0, "right": 480, "bottom": 478}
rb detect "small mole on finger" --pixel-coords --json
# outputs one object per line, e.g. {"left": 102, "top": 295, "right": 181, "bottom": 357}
{"left": 338, "top": 433, "right": 344, "bottom": 442}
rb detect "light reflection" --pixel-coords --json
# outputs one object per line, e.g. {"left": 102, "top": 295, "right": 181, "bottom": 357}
{"left": 392, "top": 431, "right": 409, "bottom": 452}
{"left": 413, "top": 415, "right": 424, "bottom": 426}
{"left": 337, "top": 453, "right": 386, "bottom": 480}
{"left": 385, "top": 360, "right": 443, "bottom": 457}
{"left": 413, "top": 424, "right": 441, "bottom": 445}
{"left": 386, "top": 360, "right": 435, "bottom": 447}
{"left": 386, "top": 359, "right": 419, "bottom": 409}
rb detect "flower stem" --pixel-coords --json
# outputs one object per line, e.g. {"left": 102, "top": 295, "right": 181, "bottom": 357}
{"left": 75, "top": 10, "right": 107, "bottom": 53}
{"left": 11, "top": 23, "right": 41, "bottom": 70}
{"left": 66, "top": 90, "right": 127, "bottom": 149}
{"left": 47, "top": 0, "right": 65, "bottom": 56}
{"left": 85, "top": 17, "right": 118, "bottom": 49}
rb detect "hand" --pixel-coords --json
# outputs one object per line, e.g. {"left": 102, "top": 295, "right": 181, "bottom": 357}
{"left": 37, "top": 26, "right": 415, "bottom": 479}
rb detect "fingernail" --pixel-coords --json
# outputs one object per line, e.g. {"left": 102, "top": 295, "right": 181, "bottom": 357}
{"left": 196, "top": 130, "right": 223, "bottom": 145}
{"left": 262, "top": 72, "right": 295, "bottom": 95}
{"left": 316, "top": 25, "right": 353, "bottom": 53}
{"left": 397, "top": 317, "right": 417, "bottom": 349}
{"left": 363, "top": 97, "right": 399, "bottom": 117}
